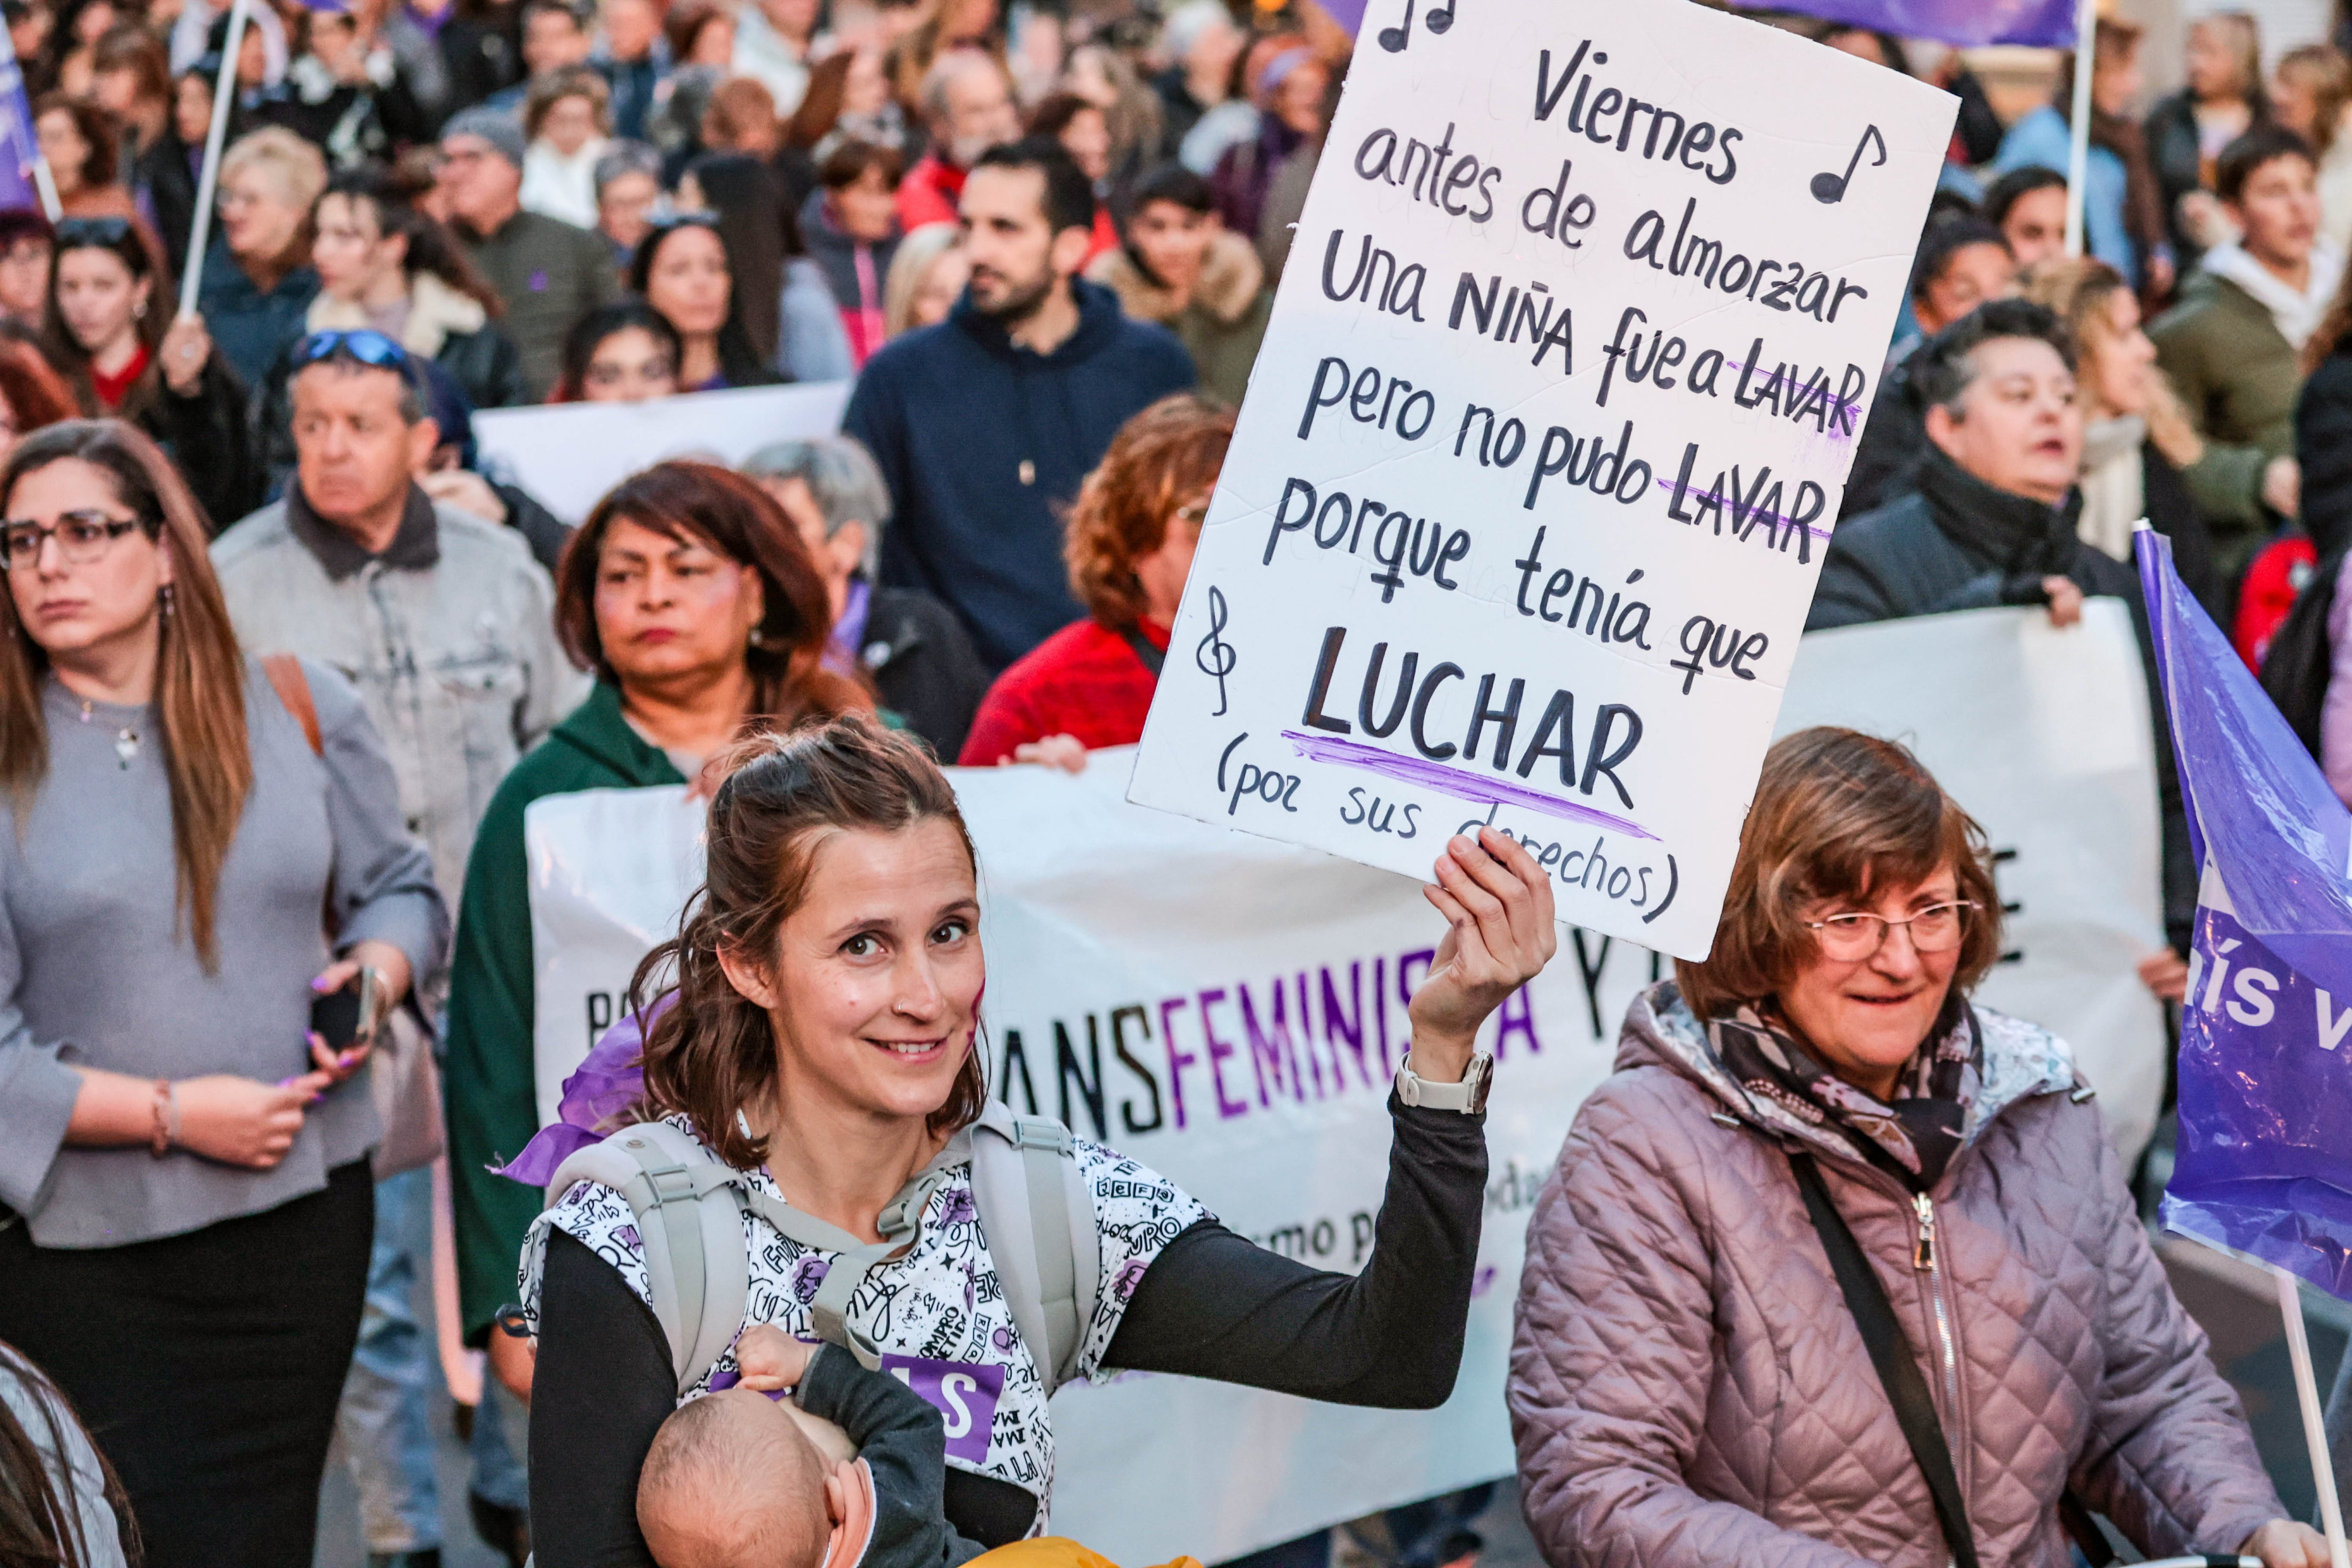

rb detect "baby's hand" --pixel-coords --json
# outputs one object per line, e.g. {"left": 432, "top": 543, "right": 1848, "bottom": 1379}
{"left": 735, "top": 1325, "right": 817, "bottom": 1392}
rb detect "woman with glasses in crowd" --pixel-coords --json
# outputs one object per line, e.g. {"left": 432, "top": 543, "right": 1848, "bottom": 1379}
{"left": 41, "top": 216, "right": 261, "bottom": 532}
{"left": 961, "top": 392, "right": 1228, "bottom": 769}
{"left": 444, "top": 460, "right": 866, "bottom": 1412}
{"left": 628, "top": 212, "right": 779, "bottom": 391}
{"left": 1508, "top": 726, "right": 2328, "bottom": 1568}
{"left": 554, "top": 298, "right": 681, "bottom": 401}
{"left": 0, "top": 419, "right": 445, "bottom": 1568}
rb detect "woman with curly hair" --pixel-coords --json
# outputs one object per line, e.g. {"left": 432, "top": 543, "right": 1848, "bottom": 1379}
{"left": 958, "top": 391, "right": 1230, "bottom": 769}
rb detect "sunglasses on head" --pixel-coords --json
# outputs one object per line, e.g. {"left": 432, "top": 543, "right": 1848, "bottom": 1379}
{"left": 295, "top": 328, "right": 411, "bottom": 370}
{"left": 54, "top": 216, "right": 132, "bottom": 247}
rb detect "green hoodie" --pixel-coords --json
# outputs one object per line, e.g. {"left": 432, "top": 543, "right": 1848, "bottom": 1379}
{"left": 444, "top": 682, "right": 685, "bottom": 1343}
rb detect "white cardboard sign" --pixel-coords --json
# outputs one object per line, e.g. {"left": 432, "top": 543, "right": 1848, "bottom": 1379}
{"left": 1128, "top": 0, "right": 1958, "bottom": 960}
{"left": 474, "top": 381, "right": 853, "bottom": 525}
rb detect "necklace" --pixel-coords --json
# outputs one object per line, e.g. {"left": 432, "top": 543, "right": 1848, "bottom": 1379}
{"left": 77, "top": 697, "right": 141, "bottom": 769}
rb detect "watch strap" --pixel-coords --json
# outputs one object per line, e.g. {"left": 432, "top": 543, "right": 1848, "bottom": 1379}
{"left": 1395, "top": 1053, "right": 1492, "bottom": 1113}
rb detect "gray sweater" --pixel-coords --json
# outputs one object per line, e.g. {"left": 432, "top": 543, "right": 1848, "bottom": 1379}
{"left": 0, "top": 659, "right": 446, "bottom": 1248}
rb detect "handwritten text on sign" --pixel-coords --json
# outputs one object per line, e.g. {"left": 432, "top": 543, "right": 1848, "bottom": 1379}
{"left": 1127, "top": 0, "right": 1956, "bottom": 960}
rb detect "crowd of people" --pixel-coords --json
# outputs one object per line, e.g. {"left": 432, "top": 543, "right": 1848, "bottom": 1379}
{"left": 0, "top": 0, "right": 2346, "bottom": 1565}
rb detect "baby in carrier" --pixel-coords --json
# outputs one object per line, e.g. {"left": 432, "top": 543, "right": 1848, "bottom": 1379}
{"left": 636, "top": 1325, "right": 984, "bottom": 1568}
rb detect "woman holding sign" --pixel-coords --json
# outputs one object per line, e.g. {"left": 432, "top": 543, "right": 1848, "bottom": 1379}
{"left": 514, "top": 714, "right": 1551, "bottom": 1566}
{"left": 1508, "top": 728, "right": 2326, "bottom": 1568}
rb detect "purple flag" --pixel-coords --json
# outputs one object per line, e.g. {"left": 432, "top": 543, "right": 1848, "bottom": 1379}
{"left": 1758, "top": 0, "right": 2075, "bottom": 48}
{"left": 1327, "top": 0, "right": 2070, "bottom": 49}
{"left": 0, "top": 26, "right": 41, "bottom": 215}
{"left": 2138, "top": 529, "right": 2352, "bottom": 1302}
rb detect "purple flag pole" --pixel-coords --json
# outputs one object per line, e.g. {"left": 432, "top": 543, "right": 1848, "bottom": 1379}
{"left": 2136, "top": 523, "right": 2352, "bottom": 1568}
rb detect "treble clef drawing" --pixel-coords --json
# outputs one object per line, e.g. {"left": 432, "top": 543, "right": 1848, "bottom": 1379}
{"left": 1194, "top": 586, "right": 1235, "bottom": 717}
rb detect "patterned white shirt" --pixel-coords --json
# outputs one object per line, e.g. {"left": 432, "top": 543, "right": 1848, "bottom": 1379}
{"left": 520, "top": 1115, "right": 1208, "bottom": 1522}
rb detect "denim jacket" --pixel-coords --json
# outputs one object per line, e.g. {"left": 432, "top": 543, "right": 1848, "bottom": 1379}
{"left": 211, "top": 485, "right": 584, "bottom": 903}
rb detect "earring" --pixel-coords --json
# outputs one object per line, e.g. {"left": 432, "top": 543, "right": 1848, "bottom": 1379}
{"left": 747, "top": 626, "right": 769, "bottom": 649}
{"left": 158, "top": 582, "right": 174, "bottom": 617}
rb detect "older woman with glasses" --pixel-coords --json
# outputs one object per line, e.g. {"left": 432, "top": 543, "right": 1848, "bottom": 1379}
{"left": 959, "top": 392, "right": 1230, "bottom": 770}
{"left": 0, "top": 420, "right": 444, "bottom": 1568}
{"left": 1509, "top": 726, "right": 2327, "bottom": 1568}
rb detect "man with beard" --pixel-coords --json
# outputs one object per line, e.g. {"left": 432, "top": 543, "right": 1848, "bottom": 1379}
{"left": 846, "top": 137, "right": 1195, "bottom": 670}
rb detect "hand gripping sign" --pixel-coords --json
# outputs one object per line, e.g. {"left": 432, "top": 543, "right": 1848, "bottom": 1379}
{"left": 1126, "top": 0, "right": 1957, "bottom": 960}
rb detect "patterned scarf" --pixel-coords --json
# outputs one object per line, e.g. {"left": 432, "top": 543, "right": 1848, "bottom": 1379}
{"left": 1706, "top": 1001, "right": 1983, "bottom": 1190}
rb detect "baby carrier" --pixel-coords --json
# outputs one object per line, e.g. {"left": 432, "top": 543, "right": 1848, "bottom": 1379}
{"left": 545, "top": 1101, "right": 1103, "bottom": 1398}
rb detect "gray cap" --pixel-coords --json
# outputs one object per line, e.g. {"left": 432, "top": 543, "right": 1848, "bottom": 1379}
{"left": 442, "top": 106, "right": 526, "bottom": 169}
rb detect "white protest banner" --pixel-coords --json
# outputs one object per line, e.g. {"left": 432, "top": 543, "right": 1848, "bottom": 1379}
{"left": 521, "top": 611, "right": 2164, "bottom": 1564}
{"left": 474, "top": 381, "right": 853, "bottom": 524}
{"left": 1126, "top": 0, "right": 1957, "bottom": 961}
{"left": 524, "top": 785, "right": 703, "bottom": 1128}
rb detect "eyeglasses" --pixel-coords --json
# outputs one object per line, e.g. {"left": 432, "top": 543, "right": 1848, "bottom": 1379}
{"left": 54, "top": 216, "right": 131, "bottom": 248}
{"left": 1803, "top": 901, "right": 1980, "bottom": 961}
{"left": 0, "top": 510, "right": 144, "bottom": 571}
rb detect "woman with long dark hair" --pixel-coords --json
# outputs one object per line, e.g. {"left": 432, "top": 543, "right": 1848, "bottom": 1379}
{"left": 444, "top": 460, "right": 866, "bottom": 1411}
{"left": 41, "top": 218, "right": 260, "bottom": 532}
{"left": 628, "top": 211, "right": 780, "bottom": 390}
{"left": 0, "top": 420, "right": 444, "bottom": 1568}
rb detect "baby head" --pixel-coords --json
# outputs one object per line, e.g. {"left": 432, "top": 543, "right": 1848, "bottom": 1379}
{"left": 637, "top": 1387, "right": 845, "bottom": 1568}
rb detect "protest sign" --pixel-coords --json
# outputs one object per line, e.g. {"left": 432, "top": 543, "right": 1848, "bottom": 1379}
{"left": 1125, "top": 0, "right": 1957, "bottom": 963}
{"left": 524, "top": 784, "right": 703, "bottom": 1128}
{"left": 474, "top": 381, "right": 853, "bottom": 524}
{"left": 524, "top": 610, "right": 2164, "bottom": 1563}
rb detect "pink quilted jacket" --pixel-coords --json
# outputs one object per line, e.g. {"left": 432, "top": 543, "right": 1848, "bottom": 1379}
{"left": 1508, "top": 984, "right": 2283, "bottom": 1568}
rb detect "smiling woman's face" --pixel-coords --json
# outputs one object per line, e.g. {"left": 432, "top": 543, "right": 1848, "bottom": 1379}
{"left": 724, "top": 818, "right": 985, "bottom": 1127}
{"left": 1778, "top": 864, "right": 1962, "bottom": 1098}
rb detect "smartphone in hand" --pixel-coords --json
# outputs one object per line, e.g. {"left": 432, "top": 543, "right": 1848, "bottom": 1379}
{"left": 310, "top": 966, "right": 385, "bottom": 1053}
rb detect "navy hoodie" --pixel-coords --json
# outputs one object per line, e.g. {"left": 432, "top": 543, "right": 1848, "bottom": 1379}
{"left": 845, "top": 277, "right": 1196, "bottom": 669}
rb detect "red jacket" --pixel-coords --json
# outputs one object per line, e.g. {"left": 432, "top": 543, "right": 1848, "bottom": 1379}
{"left": 957, "top": 618, "right": 1165, "bottom": 765}
{"left": 897, "top": 154, "right": 966, "bottom": 231}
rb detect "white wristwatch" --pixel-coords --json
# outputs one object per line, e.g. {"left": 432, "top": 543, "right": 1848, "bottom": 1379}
{"left": 1395, "top": 1052, "right": 1494, "bottom": 1114}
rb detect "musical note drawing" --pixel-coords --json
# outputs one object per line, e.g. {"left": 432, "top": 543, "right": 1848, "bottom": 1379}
{"left": 1377, "top": 0, "right": 1452, "bottom": 51}
{"left": 1810, "top": 124, "right": 1885, "bottom": 203}
{"left": 1376, "top": 0, "right": 1413, "bottom": 52}
{"left": 1194, "top": 586, "right": 1235, "bottom": 717}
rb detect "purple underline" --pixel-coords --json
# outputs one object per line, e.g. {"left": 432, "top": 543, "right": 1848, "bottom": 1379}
{"left": 1280, "top": 731, "right": 1657, "bottom": 841}
{"left": 1653, "top": 477, "right": 1836, "bottom": 541}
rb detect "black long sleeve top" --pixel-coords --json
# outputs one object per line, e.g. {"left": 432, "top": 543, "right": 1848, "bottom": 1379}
{"left": 527, "top": 1095, "right": 1487, "bottom": 1568}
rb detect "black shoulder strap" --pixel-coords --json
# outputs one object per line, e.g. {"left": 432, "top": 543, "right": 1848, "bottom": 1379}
{"left": 1120, "top": 625, "right": 1165, "bottom": 677}
{"left": 1788, "top": 1150, "right": 1982, "bottom": 1568}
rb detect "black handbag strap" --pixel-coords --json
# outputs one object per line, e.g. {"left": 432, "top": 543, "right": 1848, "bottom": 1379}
{"left": 1120, "top": 625, "right": 1165, "bottom": 677}
{"left": 1788, "top": 1150, "right": 1982, "bottom": 1568}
